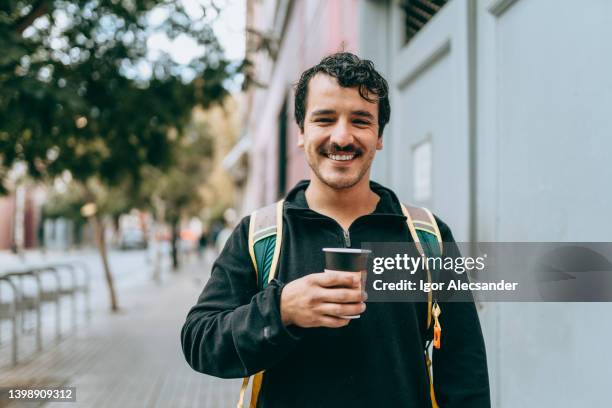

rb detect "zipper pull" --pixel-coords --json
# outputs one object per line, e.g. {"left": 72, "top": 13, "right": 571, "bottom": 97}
{"left": 343, "top": 230, "right": 351, "bottom": 247}
{"left": 432, "top": 302, "right": 442, "bottom": 349}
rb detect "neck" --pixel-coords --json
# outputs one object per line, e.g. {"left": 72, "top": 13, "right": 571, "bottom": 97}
{"left": 305, "top": 174, "right": 379, "bottom": 229}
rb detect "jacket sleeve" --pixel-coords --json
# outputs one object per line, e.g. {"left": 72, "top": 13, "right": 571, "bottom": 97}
{"left": 181, "top": 216, "right": 302, "bottom": 379}
{"left": 431, "top": 216, "right": 491, "bottom": 407}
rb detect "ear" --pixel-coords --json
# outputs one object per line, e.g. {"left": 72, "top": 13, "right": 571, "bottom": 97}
{"left": 297, "top": 128, "right": 304, "bottom": 148}
{"left": 376, "top": 135, "right": 383, "bottom": 150}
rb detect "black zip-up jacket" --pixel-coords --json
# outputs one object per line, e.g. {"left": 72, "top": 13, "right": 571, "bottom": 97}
{"left": 181, "top": 180, "right": 490, "bottom": 407}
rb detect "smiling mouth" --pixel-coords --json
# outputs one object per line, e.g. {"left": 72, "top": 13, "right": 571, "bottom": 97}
{"left": 325, "top": 153, "right": 359, "bottom": 161}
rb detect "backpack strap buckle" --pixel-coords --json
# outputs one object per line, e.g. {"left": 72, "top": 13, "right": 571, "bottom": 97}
{"left": 432, "top": 302, "right": 442, "bottom": 349}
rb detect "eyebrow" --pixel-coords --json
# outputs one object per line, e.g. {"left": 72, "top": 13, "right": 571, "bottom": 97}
{"left": 351, "top": 110, "right": 375, "bottom": 120}
{"left": 310, "top": 109, "right": 336, "bottom": 117}
{"left": 310, "top": 109, "right": 375, "bottom": 120}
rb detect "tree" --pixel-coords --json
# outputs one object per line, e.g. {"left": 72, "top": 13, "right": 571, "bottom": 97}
{"left": 44, "top": 177, "right": 131, "bottom": 310}
{"left": 0, "top": 0, "right": 237, "bottom": 311}
{"left": 142, "top": 117, "right": 214, "bottom": 271}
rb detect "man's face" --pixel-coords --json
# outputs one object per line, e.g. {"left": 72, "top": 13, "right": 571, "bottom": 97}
{"left": 298, "top": 73, "right": 382, "bottom": 190}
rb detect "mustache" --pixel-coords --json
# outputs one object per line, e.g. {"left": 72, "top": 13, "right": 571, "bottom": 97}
{"left": 318, "top": 143, "right": 363, "bottom": 155}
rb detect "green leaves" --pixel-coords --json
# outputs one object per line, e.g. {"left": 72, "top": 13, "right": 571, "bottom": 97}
{"left": 0, "top": 0, "right": 233, "bottom": 193}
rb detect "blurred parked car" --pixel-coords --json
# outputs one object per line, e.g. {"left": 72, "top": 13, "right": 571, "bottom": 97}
{"left": 119, "top": 229, "right": 148, "bottom": 250}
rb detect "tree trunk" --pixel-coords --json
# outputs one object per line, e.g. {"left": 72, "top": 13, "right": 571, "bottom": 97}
{"left": 152, "top": 240, "right": 162, "bottom": 283}
{"left": 92, "top": 215, "right": 119, "bottom": 312}
{"left": 15, "top": 0, "right": 49, "bottom": 34}
{"left": 151, "top": 219, "right": 162, "bottom": 283}
{"left": 151, "top": 199, "right": 165, "bottom": 283}
{"left": 171, "top": 219, "right": 180, "bottom": 271}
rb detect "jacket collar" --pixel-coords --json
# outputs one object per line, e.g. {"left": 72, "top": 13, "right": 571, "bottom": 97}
{"left": 284, "top": 179, "right": 405, "bottom": 218}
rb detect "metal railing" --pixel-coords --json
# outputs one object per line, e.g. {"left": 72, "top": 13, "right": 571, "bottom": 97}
{"left": 0, "top": 262, "right": 91, "bottom": 366}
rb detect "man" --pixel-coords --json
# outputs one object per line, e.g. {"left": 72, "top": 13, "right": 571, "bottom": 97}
{"left": 181, "top": 52, "right": 490, "bottom": 407}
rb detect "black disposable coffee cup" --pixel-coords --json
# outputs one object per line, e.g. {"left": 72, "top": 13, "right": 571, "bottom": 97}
{"left": 322, "top": 248, "right": 371, "bottom": 319}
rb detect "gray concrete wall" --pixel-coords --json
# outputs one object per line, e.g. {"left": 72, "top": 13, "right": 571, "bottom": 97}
{"left": 360, "top": 0, "right": 612, "bottom": 405}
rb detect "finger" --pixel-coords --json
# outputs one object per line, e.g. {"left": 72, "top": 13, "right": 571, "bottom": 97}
{"left": 314, "top": 271, "right": 361, "bottom": 288}
{"left": 318, "top": 302, "right": 367, "bottom": 318}
{"left": 317, "top": 287, "right": 366, "bottom": 303}
{"left": 317, "top": 315, "right": 351, "bottom": 328}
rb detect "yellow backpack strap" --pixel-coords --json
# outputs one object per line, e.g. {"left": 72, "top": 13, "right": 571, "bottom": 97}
{"left": 401, "top": 203, "right": 442, "bottom": 408}
{"left": 425, "top": 352, "right": 440, "bottom": 408}
{"left": 400, "top": 203, "right": 443, "bottom": 327}
{"left": 238, "top": 199, "right": 285, "bottom": 408}
{"left": 237, "top": 377, "right": 250, "bottom": 408}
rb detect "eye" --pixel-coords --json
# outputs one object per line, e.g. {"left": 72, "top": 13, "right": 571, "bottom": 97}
{"left": 353, "top": 119, "right": 370, "bottom": 125}
{"left": 314, "top": 118, "right": 334, "bottom": 123}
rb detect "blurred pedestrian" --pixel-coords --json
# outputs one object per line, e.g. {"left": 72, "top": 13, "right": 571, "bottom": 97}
{"left": 198, "top": 229, "right": 208, "bottom": 259}
{"left": 215, "top": 208, "right": 237, "bottom": 254}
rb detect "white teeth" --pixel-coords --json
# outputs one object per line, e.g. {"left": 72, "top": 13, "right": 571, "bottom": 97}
{"left": 327, "top": 154, "right": 355, "bottom": 161}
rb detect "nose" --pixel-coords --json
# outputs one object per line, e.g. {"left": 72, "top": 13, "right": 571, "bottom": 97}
{"left": 329, "top": 119, "right": 354, "bottom": 147}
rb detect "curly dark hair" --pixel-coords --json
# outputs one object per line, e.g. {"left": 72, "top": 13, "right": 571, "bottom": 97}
{"left": 294, "top": 52, "right": 391, "bottom": 137}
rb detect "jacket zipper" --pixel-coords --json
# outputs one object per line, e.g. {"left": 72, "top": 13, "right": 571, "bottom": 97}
{"left": 342, "top": 229, "right": 351, "bottom": 247}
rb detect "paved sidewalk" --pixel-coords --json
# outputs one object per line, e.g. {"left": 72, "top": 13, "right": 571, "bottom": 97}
{"left": 0, "top": 256, "right": 245, "bottom": 407}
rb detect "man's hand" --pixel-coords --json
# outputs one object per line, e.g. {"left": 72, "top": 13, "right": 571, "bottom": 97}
{"left": 280, "top": 271, "right": 367, "bottom": 328}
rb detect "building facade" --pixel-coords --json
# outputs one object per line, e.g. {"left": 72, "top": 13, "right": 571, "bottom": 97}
{"left": 0, "top": 185, "right": 45, "bottom": 251}
{"left": 236, "top": 0, "right": 612, "bottom": 405}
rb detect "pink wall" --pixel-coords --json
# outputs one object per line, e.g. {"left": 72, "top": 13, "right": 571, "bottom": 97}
{"left": 0, "top": 186, "right": 43, "bottom": 250}
{"left": 24, "top": 187, "right": 38, "bottom": 248}
{"left": 0, "top": 196, "right": 15, "bottom": 250}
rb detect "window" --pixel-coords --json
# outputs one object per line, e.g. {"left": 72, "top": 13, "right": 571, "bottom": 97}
{"left": 413, "top": 138, "right": 432, "bottom": 203}
{"left": 277, "top": 98, "right": 288, "bottom": 198}
{"left": 402, "top": 0, "right": 449, "bottom": 44}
